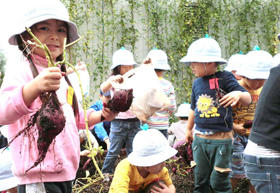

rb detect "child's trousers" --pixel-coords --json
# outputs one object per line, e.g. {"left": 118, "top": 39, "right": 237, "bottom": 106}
{"left": 192, "top": 135, "right": 232, "bottom": 193}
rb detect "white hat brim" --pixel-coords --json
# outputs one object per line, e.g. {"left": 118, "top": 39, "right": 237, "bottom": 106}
{"left": 237, "top": 69, "right": 269, "bottom": 79}
{"left": 8, "top": 15, "right": 79, "bottom": 45}
{"left": 175, "top": 112, "right": 189, "bottom": 117}
{"left": 180, "top": 55, "right": 227, "bottom": 65}
{"left": 127, "top": 146, "right": 177, "bottom": 167}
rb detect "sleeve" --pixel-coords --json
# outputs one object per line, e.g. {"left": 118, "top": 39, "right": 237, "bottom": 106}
{"left": 93, "top": 122, "right": 109, "bottom": 141}
{"left": 190, "top": 85, "right": 196, "bottom": 111}
{"left": 159, "top": 167, "right": 173, "bottom": 186}
{"left": 109, "top": 160, "right": 131, "bottom": 193}
{"left": 90, "top": 100, "right": 103, "bottom": 111}
{"left": 0, "top": 62, "right": 37, "bottom": 125}
{"left": 222, "top": 71, "right": 247, "bottom": 93}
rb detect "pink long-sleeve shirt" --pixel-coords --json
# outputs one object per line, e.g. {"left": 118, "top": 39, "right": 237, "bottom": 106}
{"left": 0, "top": 54, "right": 93, "bottom": 184}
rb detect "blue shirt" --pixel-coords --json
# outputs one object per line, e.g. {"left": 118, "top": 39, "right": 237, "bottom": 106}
{"left": 90, "top": 100, "right": 110, "bottom": 141}
{"left": 191, "top": 71, "right": 247, "bottom": 133}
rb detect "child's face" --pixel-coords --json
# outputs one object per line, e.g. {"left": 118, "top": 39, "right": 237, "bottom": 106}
{"left": 190, "top": 62, "right": 208, "bottom": 77}
{"left": 243, "top": 78, "right": 265, "bottom": 90}
{"left": 120, "top": 65, "right": 134, "bottom": 75}
{"left": 145, "top": 162, "right": 165, "bottom": 174}
{"left": 31, "top": 19, "right": 68, "bottom": 61}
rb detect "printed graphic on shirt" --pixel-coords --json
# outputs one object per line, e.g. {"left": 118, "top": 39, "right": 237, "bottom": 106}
{"left": 197, "top": 94, "right": 220, "bottom": 118}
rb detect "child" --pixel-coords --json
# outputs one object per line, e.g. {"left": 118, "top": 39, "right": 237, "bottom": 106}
{"left": 101, "top": 47, "right": 141, "bottom": 179}
{"left": 224, "top": 53, "right": 245, "bottom": 80}
{"left": 109, "top": 129, "right": 177, "bottom": 193}
{"left": 231, "top": 49, "right": 273, "bottom": 193}
{"left": 0, "top": 0, "right": 116, "bottom": 192}
{"left": 146, "top": 49, "right": 176, "bottom": 138}
{"left": 89, "top": 90, "right": 111, "bottom": 150}
{"left": 168, "top": 103, "right": 190, "bottom": 149}
{"left": 181, "top": 36, "right": 251, "bottom": 193}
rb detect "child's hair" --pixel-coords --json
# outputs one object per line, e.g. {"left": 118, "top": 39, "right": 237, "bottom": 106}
{"left": 111, "top": 66, "right": 121, "bottom": 75}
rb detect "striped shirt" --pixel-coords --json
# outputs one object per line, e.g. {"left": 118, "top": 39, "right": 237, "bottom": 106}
{"left": 148, "top": 78, "right": 176, "bottom": 130}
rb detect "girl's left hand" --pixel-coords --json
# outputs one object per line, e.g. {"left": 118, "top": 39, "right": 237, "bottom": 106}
{"left": 219, "top": 91, "right": 241, "bottom": 108}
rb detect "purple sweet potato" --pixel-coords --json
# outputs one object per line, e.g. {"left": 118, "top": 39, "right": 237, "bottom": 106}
{"left": 25, "top": 92, "right": 65, "bottom": 172}
{"left": 107, "top": 88, "right": 133, "bottom": 112}
{"left": 6, "top": 92, "right": 66, "bottom": 173}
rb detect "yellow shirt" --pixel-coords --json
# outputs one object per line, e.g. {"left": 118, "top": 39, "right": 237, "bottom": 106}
{"left": 232, "top": 80, "right": 262, "bottom": 135}
{"left": 109, "top": 158, "right": 173, "bottom": 193}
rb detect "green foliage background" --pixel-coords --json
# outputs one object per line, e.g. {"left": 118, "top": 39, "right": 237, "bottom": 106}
{"left": 61, "top": 0, "right": 280, "bottom": 104}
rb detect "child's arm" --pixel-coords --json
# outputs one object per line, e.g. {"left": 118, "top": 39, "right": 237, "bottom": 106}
{"left": 100, "top": 75, "right": 123, "bottom": 93}
{"left": 185, "top": 109, "right": 195, "bottom": 143}
{"left": 219, "top": 91, "right": 251, "bottom": 108}
{"left": 87, "top": 107, "right": 117, "bottom": 127}
{"left": 23, "top": 67, "right": 63, "bottom": 107}
{"left": 233, "top": 123, "right": 246, "bottom": 136}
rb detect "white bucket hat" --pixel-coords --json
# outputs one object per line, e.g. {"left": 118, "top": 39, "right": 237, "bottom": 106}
{"left": 8, "top": 0, "right": 79, "bottom": 45}
{"left": 147, "top": 49, "right": 170, "bottom": 70}
{"left": 236, "top": 50, "right": 273, "bottom": 79}
{"left": 110, "top": 47, "right": 137, "bottom": 70}
{"left": 180, "top": 37, "right": 227, "bottom": 65}
{"left": 175, "top": 103, "right": 191, "bottom": 117}
{"left": 224, "top": 53, "right": 246, "bottom": 72}
{"left": 127, "top": 129, "right": 177, "bottom": 167}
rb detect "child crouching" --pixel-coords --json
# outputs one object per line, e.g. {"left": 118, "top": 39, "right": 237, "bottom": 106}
{"left": 109, "top": 129, "right": 177, "bottom": 193}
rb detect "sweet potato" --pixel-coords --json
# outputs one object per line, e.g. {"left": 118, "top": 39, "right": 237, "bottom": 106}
{"left": 107, "top": 88, "right": 133, "bottom": 112}
{"left": 6, "top": 92, "right": 66, "bottom": 173}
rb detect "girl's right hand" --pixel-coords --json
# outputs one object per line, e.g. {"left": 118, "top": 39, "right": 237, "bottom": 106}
{"left": 34, "top": 67, "right": 63, "bottom": 93}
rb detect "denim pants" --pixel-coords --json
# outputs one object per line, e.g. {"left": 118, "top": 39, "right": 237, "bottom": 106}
{"left": 192, "top": 136, "right": 232, "bottom": 193}
{"left": 101, "top": 119, "right": 140, "bottom": 174}
{"left": 231, "top": 134, "right": 248, "bottom": 178}
{"left": 244, "top": 154, "right": 280, "bottom": 193}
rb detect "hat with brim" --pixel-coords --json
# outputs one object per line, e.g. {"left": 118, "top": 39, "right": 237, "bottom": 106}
{"left": 127, "top": 129, "right": 177, "bottom": 167}
{"left": 180, "top": 37, "right": 227, "bottom": 65}
{"left": 236, "top": 50, "right": 273, "bottom": 79}
{"left": 110, "top": 48, "right": 137, "bottom": 70}
{"left": 147, "top": 49, "right": 171, "bottom": 70}
{"left": 8, "top": 0, "right": 79, "bottom": 45}
{"left": 0, "top": 149, "right": 18, "bottom": 191}
{"left": 224, "top": 54, "right": 246, "bottom": 72}
{"left": 175, "top": 103, "right": 191, "bottom": 117}
{"left": 128, "top": 146, "right": 177, "bottom": 167}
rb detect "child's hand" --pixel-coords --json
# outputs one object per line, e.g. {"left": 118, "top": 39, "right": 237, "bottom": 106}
{"left": 233, "top": 124, "right": 246, "bottom": 136}
{"left": 35, "top": 67, "right": 63, "bottom": 93}
{"left": 109, "top": 75, "right": 123, "bottom": 86}
{"left": 101, "top": 107, "right": 118, "bottom": 122}
{"left": 185, "top": 129, "right": 193, "bottom": 143}
{"left": 150, "top": 182, "right": 175, "bottom": 193}
{"left": 219, "top": 91, "right": 242, "bottom": 108}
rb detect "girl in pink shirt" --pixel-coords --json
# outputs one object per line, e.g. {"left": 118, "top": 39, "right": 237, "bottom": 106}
{"left": 0, "top": 0, "right": 116, "bottom": 192}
